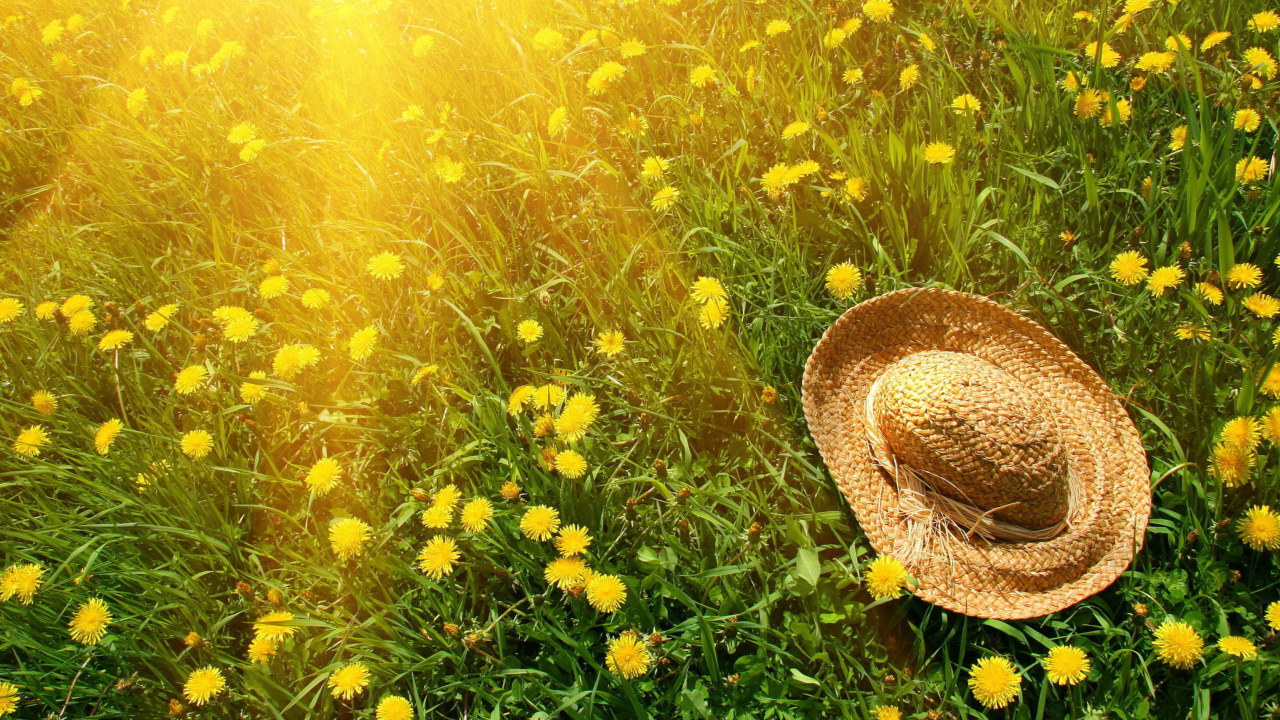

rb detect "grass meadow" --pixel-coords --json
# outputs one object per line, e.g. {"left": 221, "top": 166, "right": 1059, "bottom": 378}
{"left": 1, "top": 0, "right": 1280, "bottom": 717}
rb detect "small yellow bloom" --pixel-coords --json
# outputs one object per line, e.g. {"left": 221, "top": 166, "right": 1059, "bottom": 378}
{"left": 922, "top": 142, "right": 955, "bottom": 164}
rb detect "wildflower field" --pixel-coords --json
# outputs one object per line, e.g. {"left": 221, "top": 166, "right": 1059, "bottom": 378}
{"left": 3, "top": 0, "right": 1280, "bottom": 716}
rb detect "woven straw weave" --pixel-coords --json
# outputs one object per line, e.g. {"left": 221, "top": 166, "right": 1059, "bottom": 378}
{"left": 802, "top": 288, "right": 1150, "bottom": 620}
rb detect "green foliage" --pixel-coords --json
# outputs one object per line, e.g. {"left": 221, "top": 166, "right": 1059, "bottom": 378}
{"left": 0, "top": 0, "right": 1278, "bottom": 718}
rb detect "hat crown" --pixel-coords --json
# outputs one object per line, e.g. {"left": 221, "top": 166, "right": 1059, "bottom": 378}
{"left": 871, "top": 351, "right": 1070, "bottom": 531}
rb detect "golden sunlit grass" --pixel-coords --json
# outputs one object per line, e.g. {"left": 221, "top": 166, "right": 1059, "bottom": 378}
{"left": 1, "top": 0, "right": 1279, "bottom": 717}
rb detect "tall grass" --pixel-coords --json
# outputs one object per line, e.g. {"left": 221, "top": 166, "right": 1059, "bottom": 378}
{"left": 1, "top": 0, "right": 1278, "bottom": 717}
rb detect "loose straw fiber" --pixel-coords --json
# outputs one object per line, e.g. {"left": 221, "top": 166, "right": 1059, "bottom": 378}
{"left": 802, "top": 288, "right": 1150, "bottom": 620}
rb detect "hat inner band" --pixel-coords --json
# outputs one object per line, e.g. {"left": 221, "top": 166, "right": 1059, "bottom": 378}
{"left": 860, "top": 369, "right": 1082, "bottom": 554}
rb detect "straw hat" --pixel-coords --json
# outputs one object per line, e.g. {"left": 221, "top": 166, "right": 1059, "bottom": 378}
{"left": 802, "top": 288, "right": 1149, "bottom": 620}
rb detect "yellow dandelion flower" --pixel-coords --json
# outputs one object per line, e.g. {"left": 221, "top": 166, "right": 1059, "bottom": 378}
{"left": 588, "top": 61, "right": 627, "bottom": 94}
{"left": 521, "top": 505, "right": 561, "bottom": 541}
{"left": 951, "top": 93, "right": 981, "bottom": 114}
{"left": 1250, "top": 11, "right": 1280, "bottom": 32}
{"left": 366, "top": 252, "right": 404, "bottom": 280}
{"left": 247, "top": 637, "right": 276, "bottom": 664}
{"left": 1236, "top": 155, "right": 1270, "bottom": 184}
{"left": 844, "top": 67, "right": 865, "bottom": 84}
{"left": 500, "top": 481, "right": 521, "bottom": 500}
{"left": 253, "top": 611, "right": 297, "bottom": 641}
{"left": 1217, "top": 636, "right": 1258, "bottom": 659}
{"left": 1196, "top": 282, "right": 1223, "bottom": 304}
{"left": 862, "top": 0, "right": 894, "bottom": 22}
{"left": 347, "top": 326, "right": 379, "bottom": 361}
{"left": 765, "top": 19, "right": 791, "bottom": 36}
{"left": 586, "top": 573, "right": 627, "bottom": 612}
{"left": 31, "top": 391, "right": 57, "bottom": 416}
{"left": 98, "top": 329, "right": 133, "bottom": 351}
{"left": 534, "top": 384, "right": 566, "bottom": 409}
{"left": 689, "top": 64, "right": 716, "bottom": 87}
{"left": 1243, "top": 47, "right": 1278, "bottom": 79}
{"left": 782, "top": 121, "right": 811, "bottom": 139}
{"left": 1109, "top": 252, "right": 1149, "bottom": 284}
{"left": 420, "top": 505, "right": 452, "bottom": 529}
{"left": 174, "top": 365, "right": 208, "bottom": 394}
{"left": 1265, "top": 406, "right": 1280, "bottom": 442}
{"left": 1238, "top": 505, "right": 1280, "bottom": 550}
{"left": 34, "top": 301, "right": 57, "bottom": 320}
{"left": 864, "top": 556, "right": 908, "bottom": 599}
{"left": 259, "top": 275, "right": 288, "bottom": 299}
{"left": 305, "top": 457, "right": 343, "bottom": 495}
{"left": 843, "top": 177, "right": 869, "bottom": 202}
{"left": 922, "top": 142, "right": 955, "bottom": 164}
{"left": 376, "top": 695, "right": 413, "bottom": 720}
{"left": 69, "top": 598, "right": 112, "bottom": 645}
{"left": 460, "top": 498, "right": 494, "bottom": 532}
{"left": 1227, "top": 263, "right": 1263, "bottom": 289}
{"left": 690, "top": 277, "right": 727, "bottom": 303}
{"left": 968, "top": 656, "right": 1022, "bottom": 709}
{"left": 1243, "top": 293, "right": 1280, "bottom": 318}
{"left": 1152, "top": 619, "right": 1203, "bottom": 669}
{"left": 183, "top": 667, "right": 226, "bottom": 706}
{"left": 605, "top": 633, "right": 651, "bottom": 679}
{"left": 13, "top": 426, "right": 48, "bottom": 458}
{"left": 699, "top": 297, "right": 729, "bottom": 329}
{"left": 619, "top": 39, "right": 646, "bottom": 58}
{"left": 68, "top": 310, "right": 96, "bottom": 335}
{"left": 329, "top": 517, "right": 372, "bottom": 561}
{"left": 517, "top": 320, "right": 543, "bottom": 343}
{"left": 227, "top": 122, "right": 257, "bottom": 144}
{"left": 180, "top": 429, "right": 213, "bottom": 459}
{"left": 544, "top": 556, "right": 587, "bottom": 590}
{"left": 1074, "top": 89, "right": 1103, "bottom": 119}
{"left": 1135, "top": 51, "right": 1175, "bottom": 72}
{"left": 411, "top": 364, "right": 438, "bottom": 385}
{"left": 899, "top": 64, "right": 920, "bottom": 90}
{"left": 1202, "top": 31, "right": 1232, "bottom": 51}
{"left": 417, "top": 536, "right": 461, "bottom": 580}
{"left": 240, "top": 371, "right": 268, "bottom": 403}
{"left": 1146, "top": 266, "right": 1184, "bottom": 296}
{"left": 328, "top": 662, "right": 371, "bottom": 700}
{"left": 508, "top": 385, "right": 536, "bottom": 415}
{"left": 825, "top": 263, "right": 863, "bottom": 301}
{"left": 1266, "top": 601, "right": 1280, "bottom": 631}
{"left": 1083, "top": 41, "right": 1120, "bottom": 68}
{"left": 594, "top": 330, "right": 625, "bottom": 357}
{"left": 94, "top": 419, "right": 123, "bottom": 455}
{"left": 1, "top": 563, "right": 45, "bottom": 604}
{"left": 272, "top": 343, "right": 320, "bottom": 379}
{"left": 1211, "top": 442, "right": 1255, "bottom": 487}
{"left": 1043, "top": 646, "right": 1090, "bottom": 685}
{"left": 555, "top": 525, "right": 592, "bottom": 556}
{"left": 300, "top": 288, "right": 331, "bottom": 309}
{"left": 1221, "top": 416, "right": 1262, "bottom": 450}
{"left": 0, "top": 298, "right": 24, "bottom": 323}
{"left": 1235, "top": 109, "right": 1263, "bottom": 133}
{"left": 0, "top": 681, "right": 17, "bottom": 717}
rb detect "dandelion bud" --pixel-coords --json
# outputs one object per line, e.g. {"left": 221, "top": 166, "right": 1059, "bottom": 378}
{"left": 676, "top": 485, "right": 690, "bottom": 500}
{"left": 267, "top": 588, "right": 283, "bottom": 605}
{"left": 411, "top": 488, "right": 430, "bottom": 501}
{"left": 655, "top": 459, "right": 667, "bottom": 477}
{"left": 1132, "top": 603, "right": 1148, "bottom": 616}
{"left": 443, "top": 622, "right": 460, "bottom": 636}
{"left": 235, "top": 581, "right": 253, "bottom": 599}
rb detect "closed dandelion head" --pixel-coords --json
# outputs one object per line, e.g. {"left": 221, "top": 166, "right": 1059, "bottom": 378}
{"left": 586, "top": 573, "right": 627, "bottom": 612}
{"left": 555, "top": 525, "right": 592, "bottom": 556}
{"left": 544, "top": 557, "right": 587, "bottom": 590}
{"left": 417, "top": 536, "right": 461, "bottom": 580}
{"left": 183, "top": 666, "right": 226, "bottom": 706}
{"left": 329, "top": 517, "right": 372, "bottom": 561}
{"left": 69, "top": 598, "right": 112, "bottom": 645}
{"left": 500, "top": 481, "right": 522, "bottom": 500}
{"left": 376, "top": 695, "right": 414, "bottom": 720}
{"left": 864, "top": 556, "right": 908, "bottom": 599}
{"left": 1237, "top": 505, "right": 1280, "bottom": 550}
{"left": 520, "top": 505, "right": 560, "bottom": 541}
{"left": 825, "top": 263, "right": 862, "bottom": 301}
{"left": 305, "top": 457, "right": 343, "bottom": 495}
{"left": 460, "top": 498, "right": 494, "bottom": 532}
{"left": 328, "top": 662, "right": 371, "bottom": 700}
{"left": 1043, "top": 646, "right": 1090, "bottom": 685}
{"left": 365, "top": 252, "right": 405, "bottom": 280}
{"left": 1152, "top": 619, "right": 1204, "bottom": 669}
{"left": 605, "top": 633, "right": 651, "bottom": 679}
{"left": 968, "top": 656, "right": 1022, "bottom": 709}
{"left": 517, "top": 320, "right": 544, "bottom": 343}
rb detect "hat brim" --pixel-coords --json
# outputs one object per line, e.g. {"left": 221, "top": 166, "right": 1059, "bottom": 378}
{"left": 802, "top": 288, "right": 1150, "bottom": 620}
